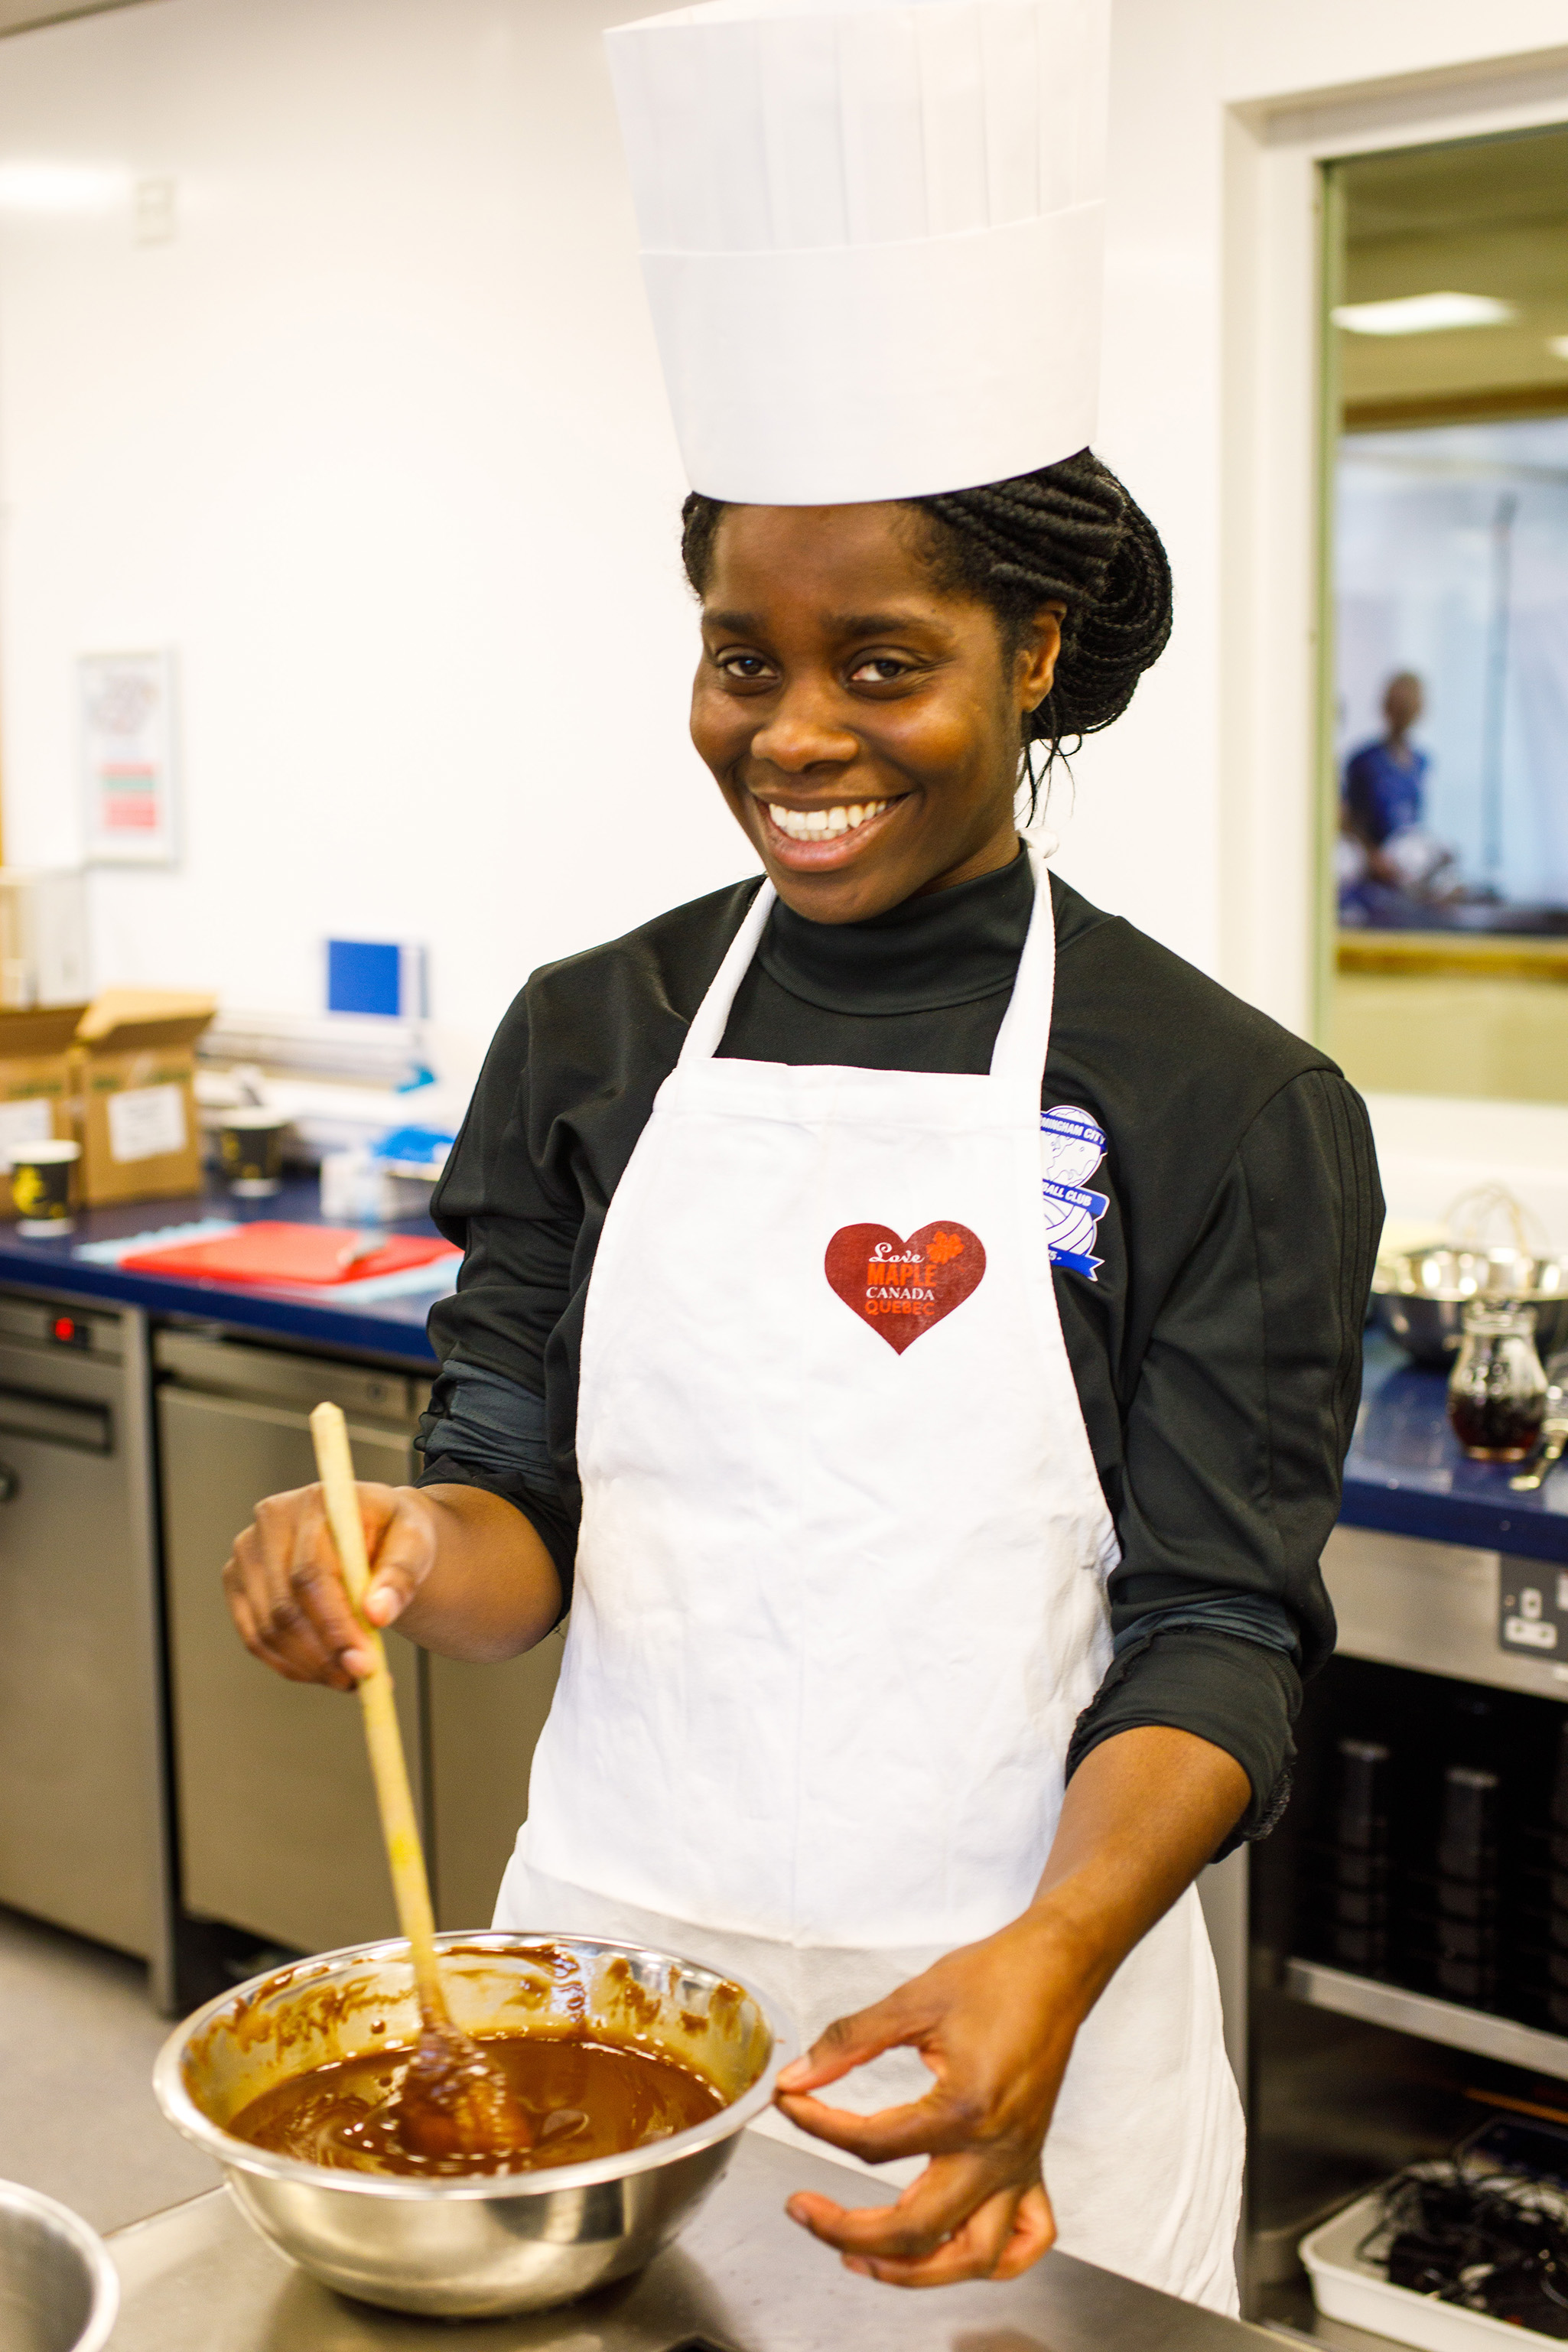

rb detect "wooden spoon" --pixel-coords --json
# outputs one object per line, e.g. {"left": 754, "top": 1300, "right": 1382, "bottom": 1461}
{"left": 308, "top": 1402, "right": 532, "bottom": 2161}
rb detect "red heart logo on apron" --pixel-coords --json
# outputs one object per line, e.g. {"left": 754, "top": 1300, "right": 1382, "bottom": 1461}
{"left": 824, "top": 1222, "right": 987, "bottom": 1356}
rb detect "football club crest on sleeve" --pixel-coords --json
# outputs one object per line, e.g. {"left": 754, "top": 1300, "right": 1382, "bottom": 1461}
{"left": 1039, "top": 1104, "right": 1109, "bottom": 1282}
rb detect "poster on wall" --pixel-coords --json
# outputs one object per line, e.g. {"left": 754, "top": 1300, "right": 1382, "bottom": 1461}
{"left": 80, "top": 649, "right": 178, "bottom": 865}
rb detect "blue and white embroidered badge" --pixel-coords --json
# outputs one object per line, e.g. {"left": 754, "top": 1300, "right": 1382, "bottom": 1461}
{"left": 1039, "top": 1104, "right": 1109, "bottom": 1282}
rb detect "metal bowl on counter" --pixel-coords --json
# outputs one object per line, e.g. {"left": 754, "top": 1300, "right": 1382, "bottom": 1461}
{"left": 0, "top": 2179, "right": 119, "bottom": 2352}
{"left": 1372, "top": 1246, "right": 1568, "bottom": 1368}
{"left": 153, "top": 1931, "right": 792, "bottom": 2321}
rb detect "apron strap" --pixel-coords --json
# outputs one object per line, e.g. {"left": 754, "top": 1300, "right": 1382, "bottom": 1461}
{"left": 987, "top": 844, "right": 1056, "bottom": 1088}
{"left": 676, "top": 879, "right": 777, "bottom": 1069}
{"left": 678, "top": 845, "right": 1056, "bottom": 1092}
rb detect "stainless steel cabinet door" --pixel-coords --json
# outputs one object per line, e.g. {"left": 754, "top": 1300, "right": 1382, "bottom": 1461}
{"left": 159, "top": 1386, "right": 424, "bottom": 1957}
{"left": 0, "top": 1348, "right": 151, "bottom": 1956}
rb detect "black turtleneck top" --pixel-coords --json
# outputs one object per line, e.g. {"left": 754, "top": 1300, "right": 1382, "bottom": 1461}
{"left": 418, "top": 854, "right": 1382, "bottom": 1848}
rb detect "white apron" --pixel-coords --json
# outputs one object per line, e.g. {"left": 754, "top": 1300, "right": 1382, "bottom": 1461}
{"left": 496, "top": 851, "right": 1244, "bottom": 2313}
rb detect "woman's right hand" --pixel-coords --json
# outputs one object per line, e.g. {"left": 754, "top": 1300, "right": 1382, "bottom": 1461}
{"left": 223, "top": 1481, "right": 440, "bottom": 1690}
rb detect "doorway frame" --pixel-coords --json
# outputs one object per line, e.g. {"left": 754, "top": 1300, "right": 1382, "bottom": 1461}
{"left": 1217, "top": 46, "right": 1568, "bottom": 1045}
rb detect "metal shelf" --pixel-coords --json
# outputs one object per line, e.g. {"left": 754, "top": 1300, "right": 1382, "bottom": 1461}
{"left": 1285, "top": 1957, "right": 1568, "bottom": 2083}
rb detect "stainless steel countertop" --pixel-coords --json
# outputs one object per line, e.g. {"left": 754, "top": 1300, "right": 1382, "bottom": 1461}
{"left": 107, "top": 2133, "right": 1298, "bottom": 2349}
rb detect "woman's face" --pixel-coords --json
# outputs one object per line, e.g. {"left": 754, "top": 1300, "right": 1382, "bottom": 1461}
{"left": 689, "top": 502, "right": 1062, "bottom": 924}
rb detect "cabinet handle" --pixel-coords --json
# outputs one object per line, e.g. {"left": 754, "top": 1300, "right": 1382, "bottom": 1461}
{"left": 0, "top": 1465, "right": 19, "bottom": 1502}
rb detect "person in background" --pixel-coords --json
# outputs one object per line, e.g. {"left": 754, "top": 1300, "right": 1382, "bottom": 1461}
{"left": 1342, "top": 672, "right": 1429, "bottom": 881}
{"left": 1339, "top": 672, "right": 1458, "bottom": 925}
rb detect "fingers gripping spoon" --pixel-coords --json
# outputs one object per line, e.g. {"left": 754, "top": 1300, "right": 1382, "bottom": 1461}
{"left": 308, "top": 1403, "right": 532, "bottom": 2162}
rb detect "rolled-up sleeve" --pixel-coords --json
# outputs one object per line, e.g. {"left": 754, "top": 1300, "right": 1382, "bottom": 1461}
{"left": 416, "top": 1358, "right": 578, "bottom": 1599}
{"left": 413, "top": 985, "right": 585, "bottom": 1595}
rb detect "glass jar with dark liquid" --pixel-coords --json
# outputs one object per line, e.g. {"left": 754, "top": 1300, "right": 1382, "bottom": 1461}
{"left": 1446, "top": 1301, "right": 1548, "bottom": 1462}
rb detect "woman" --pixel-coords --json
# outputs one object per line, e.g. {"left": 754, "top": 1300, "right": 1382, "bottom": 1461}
{"left": 226, "top": 453, "right": 1381, "bottom": 2308}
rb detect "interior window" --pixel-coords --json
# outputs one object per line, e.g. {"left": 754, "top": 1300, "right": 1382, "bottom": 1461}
{"left": 1322, "top": 126, "right": 1568, "bottom": 1104}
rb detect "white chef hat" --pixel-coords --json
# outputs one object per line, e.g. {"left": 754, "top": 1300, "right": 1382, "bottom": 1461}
{"left": 604, "top": 0, "right": 1108, "bottom": 506}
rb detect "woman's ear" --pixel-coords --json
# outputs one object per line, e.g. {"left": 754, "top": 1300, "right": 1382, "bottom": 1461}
{"left": 1020, "top": 603, "right": 1066, "bottom": 713}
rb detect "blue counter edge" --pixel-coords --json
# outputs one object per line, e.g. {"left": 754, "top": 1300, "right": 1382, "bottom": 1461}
{"left": 0, "top": 1250, "right": 440, "bottom": 1367}
{"left": 1339, "top": 1479, "right": 1566, "bottom": 1566}
{"left": 0, "top": 1183, "right": 440, "bottom": 1369}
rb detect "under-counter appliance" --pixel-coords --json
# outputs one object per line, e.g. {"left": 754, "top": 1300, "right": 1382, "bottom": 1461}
{"left": 1245, "top": 1522, "right": 1568, "bottom": 2328}
{"left": 155, "top": 1330, "right": 560, "bottom": 1966}
{"left": 0, "top": 1295, "right": 161, "bottom": 1960}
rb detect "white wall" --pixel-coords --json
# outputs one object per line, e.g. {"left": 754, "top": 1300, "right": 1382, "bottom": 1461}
{"left": 0, "top": 0, "right": 732, "bottom": 1075}
{"left": 0, "top": 0, "right": 1565, "bottom": 1078}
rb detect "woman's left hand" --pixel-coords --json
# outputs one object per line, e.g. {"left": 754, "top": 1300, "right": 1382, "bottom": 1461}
{"left": 773, "top": 1903, "right": 1091, "bottom": 2288}
{"left": 773, "top": 1725, "right": 1253, "bottom": 2289}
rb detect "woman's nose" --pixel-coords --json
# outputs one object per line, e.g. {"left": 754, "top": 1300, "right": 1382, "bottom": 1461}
{"left": 748, "top": 683, "right": 858, "bottom": 774}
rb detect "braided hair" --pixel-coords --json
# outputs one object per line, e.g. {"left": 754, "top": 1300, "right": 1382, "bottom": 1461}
{"left": 681, "top": 448, "right": 1173, "bottom": 813}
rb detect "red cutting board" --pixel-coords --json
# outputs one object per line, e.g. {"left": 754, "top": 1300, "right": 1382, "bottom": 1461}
{"left": 120, "top": 1222, "right": 460, "bottom": 1288}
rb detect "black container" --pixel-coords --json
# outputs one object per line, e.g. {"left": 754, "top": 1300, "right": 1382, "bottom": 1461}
{"left": 1330, "top": 1738, "right": 1394, "bottom": 1975}
{"left": 1435, "top": 1764, "right": 1501, "bottom": 2006}
{"left": 1439, "top": 1765, "right": 1500, "bottom": 1884}
{"left": 1338, "top": 1738, "right": 1392, "bottom": 1852}
{"left": 1551, "top": 1721, "right": 1568, "bottom": 1838}
{"left": 1548, "top": 1723, "right": 1568, "bottom": 2035}
{"left": 1436, "top": 1916, "right": 1496, "bottom": 1962}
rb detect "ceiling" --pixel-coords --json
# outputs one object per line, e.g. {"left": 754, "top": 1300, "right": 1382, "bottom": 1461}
{"left": 1334, "top": 123, "right": 1568, "bottom": 431}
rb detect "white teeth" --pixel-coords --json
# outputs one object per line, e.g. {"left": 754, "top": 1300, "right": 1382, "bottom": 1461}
{"left": 766, "top": 799, "right": 888, "bottom": 842}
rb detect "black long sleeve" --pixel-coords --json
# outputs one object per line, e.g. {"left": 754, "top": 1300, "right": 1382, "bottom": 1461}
{"left": 421, "top": 856, "right": 1381, "bottom": 1841}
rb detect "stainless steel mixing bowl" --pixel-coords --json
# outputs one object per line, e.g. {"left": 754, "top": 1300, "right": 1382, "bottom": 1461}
{"left": 153, "top": 1931, "right": 792, "bottom": 2319}
{"left": 0, "top": 2179, "right": 119, "bottom": 2352}
{"left": 1372, "top": 1246, "right": 1568, "bottom": 1368}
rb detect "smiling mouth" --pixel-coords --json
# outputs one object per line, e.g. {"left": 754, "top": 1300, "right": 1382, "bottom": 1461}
{"left": 763, "top": 799, "right": 892, "bottom": 842}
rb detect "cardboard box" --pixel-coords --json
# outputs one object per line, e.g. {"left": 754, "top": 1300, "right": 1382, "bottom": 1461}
{"left": 74, "top": 990, "right": 216, "bottom": 1207}
{"left": 0, "top": 1004, "right": 89, "bottom": 1215}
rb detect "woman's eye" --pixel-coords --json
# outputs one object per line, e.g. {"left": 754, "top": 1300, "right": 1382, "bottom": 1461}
{"left": 717, "top": 652, "right": 775, "bottom": 681}
{"left": 849, "top": 656, "right": 910, "bottom": 684}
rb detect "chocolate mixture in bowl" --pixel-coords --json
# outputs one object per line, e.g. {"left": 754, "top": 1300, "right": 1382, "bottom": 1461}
{"left": 229, "top": 2029, "right": 726, "bottom": 2178}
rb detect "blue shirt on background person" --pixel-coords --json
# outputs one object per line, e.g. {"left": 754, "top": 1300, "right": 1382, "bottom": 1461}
{"left": 1342, "top": 670, "right": 1428, "bottom": 849}
{"left": 1343, "top": 735, "right": 1428, "bottom": 847}
{"left": 1339, "top": 670, "right": 1440, "bottom": 926}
